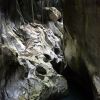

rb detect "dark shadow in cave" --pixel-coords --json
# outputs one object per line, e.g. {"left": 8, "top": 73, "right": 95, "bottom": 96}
{"left": 50, "top": 57, "right": 96, "bottom": 100}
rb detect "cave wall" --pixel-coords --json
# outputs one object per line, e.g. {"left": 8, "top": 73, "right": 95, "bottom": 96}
{"left": 63, "top": 0, "right": 100, "bottom": 99}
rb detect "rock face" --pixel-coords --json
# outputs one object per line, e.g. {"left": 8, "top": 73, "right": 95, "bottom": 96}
{"left": 0, "top": 0, "right": 67, "bottom": 100}
{"left": 0, "top": 20, "right": 67, "bottom": 100}
{"left": 63, "top": 0, "right": 100, "bottom": 99}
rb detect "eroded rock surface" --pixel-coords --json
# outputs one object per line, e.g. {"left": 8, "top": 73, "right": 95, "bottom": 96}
{"left": 0, "top": 0, "right": 68, "bottom": 99}
{"left": 0, "top": 19, "right": 67, "bottom": 100}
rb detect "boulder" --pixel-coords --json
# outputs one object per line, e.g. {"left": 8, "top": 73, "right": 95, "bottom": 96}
{"left": 44, "top": 7, "right": 62, "bottom": 22}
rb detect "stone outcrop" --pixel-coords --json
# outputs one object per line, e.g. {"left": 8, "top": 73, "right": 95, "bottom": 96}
{"left": 0, "top": 0, "right": 68, "bottom": 99}
{"left": 44, "top": 7, "right": 62, "bottom": 22}
{"left": 0, "top": 20, "right": 67, "bottom": 100}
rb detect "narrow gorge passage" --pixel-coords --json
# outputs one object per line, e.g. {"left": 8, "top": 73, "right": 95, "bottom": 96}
{"left": 0, "top": 0, "right": 99, "bottom": 100}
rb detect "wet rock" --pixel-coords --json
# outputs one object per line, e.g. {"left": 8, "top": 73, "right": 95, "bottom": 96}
{"left": 55, "top": 21, "right": 64, "bottom": 34}
{"left": 0, "top": 19, "right": 67, "bottom": 100}
{"left": 48, "top": 21, "right": 63, "bottom": 39}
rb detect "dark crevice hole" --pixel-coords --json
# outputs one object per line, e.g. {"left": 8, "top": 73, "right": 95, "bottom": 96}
{"left": 24, "top": 71, "right": 28, "bottom": 78}
{"left": 54, "top": 47, "right": 60, "bottom": 55}
{"left": 50, "top": 58, "right": 64, "bottom": 74}
{"left": 36, "top": 66, "right": 47, "bottom": 80}
{"left": 36, "top": 66, "right": 47, "bottom": 75}
{"left": 43, "top": 54, "right": 51, "bottom": 62}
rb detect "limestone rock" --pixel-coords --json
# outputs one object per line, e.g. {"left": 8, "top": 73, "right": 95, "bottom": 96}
{"left": 0, "top": 20, "right": 67, "bottom": 100}
{"left": 48, "top": 21, "right": 63, "bottom": 39}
